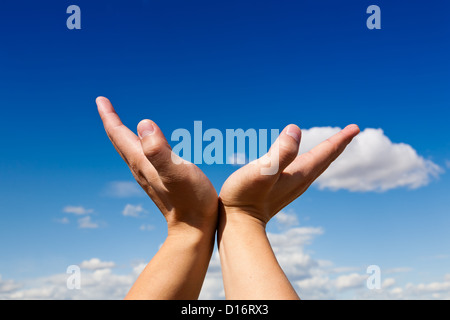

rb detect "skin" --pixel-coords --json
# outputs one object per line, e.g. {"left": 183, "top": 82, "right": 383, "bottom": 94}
{"left": 96, "top": 96, "right": 218, "bottom": 299}
{"left": 96, "top": 96, "right": 360, "bottom": 300}
{"left": 218, "top": 124, "right": 360, "bottom": 299}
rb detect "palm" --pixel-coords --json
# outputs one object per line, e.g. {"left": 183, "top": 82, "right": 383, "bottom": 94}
{"left": 96, "top": 97, "right": 218, "bottom": 229}
{"left": 220, "top": 124, "right": 360, "bottom": 224}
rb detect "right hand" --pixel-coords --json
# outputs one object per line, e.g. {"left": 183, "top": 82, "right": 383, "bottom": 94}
{"left": 219, "top": 123, "right": 360, "bottom": 226}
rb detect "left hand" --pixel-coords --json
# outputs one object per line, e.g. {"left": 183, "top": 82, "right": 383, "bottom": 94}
{"left": 96, "top": 97, "right": 218, "bottom": 237}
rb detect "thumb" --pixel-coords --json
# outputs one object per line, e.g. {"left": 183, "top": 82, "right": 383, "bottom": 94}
{"left": 259, "top": 124, "right": 301, "bottom": 176}
{"left": 137, "top": 119, "right": 180, "bottom": 178}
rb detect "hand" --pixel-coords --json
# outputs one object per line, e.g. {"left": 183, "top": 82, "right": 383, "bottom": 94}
{"left": 96, "top": 96, "right": 218, "bottom": 299}
{"left": 217, "top": 123, "right": 360, "bottom": 299}
{"left": 219, "top": 123, "right": 360, "bottom": 226}
{"left": 96, "top": 97, "right": 218, "bottom": 236}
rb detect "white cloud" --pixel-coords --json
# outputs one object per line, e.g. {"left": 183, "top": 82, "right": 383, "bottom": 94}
{"left": 104, "top": 181, "right": 145, "bottom": 198}
{"left": 382, "top": 278, "right": 396, "bottom": 289}
{"left": 199, "top": 251, "right": 225, "bottom": 300}
{"left": 61, "top": 206, "right": 101, "bottom": 229}
{"left": 132, "top": 262, "right": 147, "bottom": 276}
{"left": 361, "top": 274, "right": 450, "bottom": 300}
{"left": 63, "top": 206, "right": 93, "bottom": 215}
{"left": 334, "top": 273, "right": 368, "bottom": 291}
{"left": 299, "top": 127, "right": 443, "bottom": 192}
{"left": 274, "top": 211, "right": 299, "bottom": 228}
{"left": 200, "top": 221, "right": 450, "bottom": 300}
{"left": 1, "top": 205, "right": 449, "bottom": 300}
{"left": 200, "top": 226, "right": 325, "bottom": 299}
{"left": 0, "top": 275, "right": 22, "bottom": 294}
{"left": 122, "top": 204, "right": 146, "bottom": 218}
{"left": 80, "top": 258, "right": 116, "bottom": 270}
{"left": 0, "top": 269, "right": 133, "bottom": 300}
{"left": 1, "top": 234, "right": 450, "bottom": 300}
{"left": 139, "top": 224, "right": 154, "bottom": 231}
{"left": 268, "top": 227, "right": 323, "bottom": 249}
{"left": 0, "top": 258, "right": 135, "bottom": 299}
{"left": 0, "top": 258, "right": 151, "bottom": 300}
{"left": 77, "top": 216, "right": 99, "bottom": 229}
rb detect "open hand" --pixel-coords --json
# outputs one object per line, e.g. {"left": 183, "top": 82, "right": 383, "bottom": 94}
{"left": 96, "top": 97, "right": 218, "bottom": 236}
{"left": 219, "top": 124, "right": 360, "bottom": 225}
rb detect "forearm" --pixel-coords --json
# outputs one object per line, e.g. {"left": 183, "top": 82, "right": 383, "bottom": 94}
{"left": 125, "top": 227, "right": 215, "bottom": 300}
{"left": 217, "top": 211, "right": 300, "bottom": 300}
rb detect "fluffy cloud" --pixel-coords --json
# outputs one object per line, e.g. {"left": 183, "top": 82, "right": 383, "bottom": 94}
{"left": 0, "top": 258, "right": 137, "bottom": 300}
{"left": 334, "top": 273, "right": 368, "bottom": 291}
{"left": 104, "top": 181, "right": 145, "bottom": 198}
{"left": 199, "top": 220, "right": 450, "bottom": 300}
{"left": 273, "top": 211, "right": 299, "bottom": 228}
{"left": 199, "top": 224, "right": 324, "bottom": 299}
{"left": 79, "top": 258, "right": 116, "bottom": 270}
{"left": 356, "top": 273, "right": 450, "bottom": 300}
{"left": 200, "top": 225, "right": 326, "bottom": 300}
{"left": 62, "top": 206, "right": 94, "bottom": 215}
{"left": 122, "top": 204, "right": 146, "bottom": 218}
{"left": 199, "top": 251, "right": 225, "bottom": 300}
{"left": 77, "top": 216, "right": 99, "bottom": 229}
{"left": 299, "top": 127, "right": 442, "bottom": 192}
{"left": 269, "top": 227, "right": 324, "bottom": 281}
{"left": 1, "top": 225, "right": 449, "bottom": 300}
{"left": 60, "top": 206, "right": 100, "bottom": 229}
{"left": 382, "top": 278, "right": 396, "bottom": 289}
{"left": 0, "top": 275, "right": 22, "bottom": 294}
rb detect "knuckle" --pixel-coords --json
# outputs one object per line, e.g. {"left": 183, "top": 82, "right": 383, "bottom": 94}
{"left": 143, "top": 141, "right": 165, "bottom": 159}
{"left": 278, "top": 139, "right": 298, "bottom": 161}
{"left": 325, "top": 138, "right": 340, "bottom": 156}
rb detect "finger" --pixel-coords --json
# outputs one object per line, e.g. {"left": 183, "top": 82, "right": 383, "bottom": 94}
{"left": 137, "top": 119, "right": 184, "bottom": 180}
{"left": 257, "top": 124, "right": 301, "bottom": 176}
{"left": 283, "top": 124, "right": 360, "bottom": 184}
{"left": 96, "top": 96, "right": 144, "bottom": 165}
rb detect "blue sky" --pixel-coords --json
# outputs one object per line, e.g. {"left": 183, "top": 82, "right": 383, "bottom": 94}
{"left": 0, "top": 0, "right": 449, "bottom": 299}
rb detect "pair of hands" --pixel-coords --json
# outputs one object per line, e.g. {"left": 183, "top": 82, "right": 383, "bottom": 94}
{"left": 96, "top": 96, "right": 360, "bottom": 299}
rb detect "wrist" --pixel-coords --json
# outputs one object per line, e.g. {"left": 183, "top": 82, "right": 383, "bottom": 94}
{"left": 217, "top": 205, "right": 269, "bottom": 250}
{"left": 219, "top": 204, "right": 268, "bottom": 230}
{"left": 166, "top": 218, "right": 217, "bottom": 245}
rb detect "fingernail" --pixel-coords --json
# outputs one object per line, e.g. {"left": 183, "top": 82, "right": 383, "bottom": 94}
{"left": 286, "top": 125, "right": 301, "bottom": 143}
{"left": 138, "top": 120, "right": 155, "bottom": 138}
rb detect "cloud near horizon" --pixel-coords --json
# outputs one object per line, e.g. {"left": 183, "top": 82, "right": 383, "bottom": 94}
{"left": 1, "top": 225, "right": 449, "bottom": 299}
{"left": 80, "top": 258, "right": 116, "bottom": 270}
